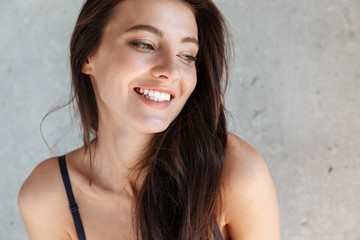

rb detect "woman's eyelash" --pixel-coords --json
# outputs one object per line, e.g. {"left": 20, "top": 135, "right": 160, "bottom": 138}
{"left": 130, "top": 41, "right": 197, "bottom": 63}
{"left": 130, "top": 41, "right": 154, "bottom": 50}
{"left": 179, "top": 55, "right": 197, "bottom": 63}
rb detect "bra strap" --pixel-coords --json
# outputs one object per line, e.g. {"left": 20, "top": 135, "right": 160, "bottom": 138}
{"left": 213, "top": 219, "right": 224, "bottom": 240}
{"left": 58, "top": 155, "right": 86, "bottom": 240}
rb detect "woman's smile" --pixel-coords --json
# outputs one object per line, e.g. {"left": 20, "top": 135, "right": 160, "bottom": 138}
{"left": 133, "top": 87, "right": 175, "bottom": 110}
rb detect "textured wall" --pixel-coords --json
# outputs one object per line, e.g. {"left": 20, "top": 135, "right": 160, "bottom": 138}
{"left": 1, "top": 0, "right": 359, "bottom": 239}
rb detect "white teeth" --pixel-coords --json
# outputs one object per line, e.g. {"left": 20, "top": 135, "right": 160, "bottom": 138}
{"left": 138, "top": 88, "right": 171, "bottom": 102}
{"left": 160, "top": 92, "right": 166, "bottom": 99}
{"left": 149, "top": 90, "right": 154, "bottom": 97}
{"left": 154, "top": 91, "right": 160, "bottom": 98}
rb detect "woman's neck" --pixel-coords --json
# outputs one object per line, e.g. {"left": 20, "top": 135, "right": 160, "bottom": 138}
{"left": 88, "top": 122, "right": 153, "bottom": 196}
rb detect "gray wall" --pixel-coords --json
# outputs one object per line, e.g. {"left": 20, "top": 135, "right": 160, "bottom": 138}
{"left": 1, "top": 0, "right": 359, "bottom": 239}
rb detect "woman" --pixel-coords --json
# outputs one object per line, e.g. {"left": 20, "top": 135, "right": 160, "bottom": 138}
{"left": 18, "top": 0, "right": 280, "bottom": 239}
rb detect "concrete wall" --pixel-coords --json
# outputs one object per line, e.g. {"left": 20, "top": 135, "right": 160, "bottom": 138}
{"left": 1, "top": 0, "right": 359, "bottom": 239}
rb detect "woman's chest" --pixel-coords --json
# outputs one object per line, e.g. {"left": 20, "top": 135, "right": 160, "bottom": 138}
{"left": 68, "top": 196, "right": 137, "bottom": 240}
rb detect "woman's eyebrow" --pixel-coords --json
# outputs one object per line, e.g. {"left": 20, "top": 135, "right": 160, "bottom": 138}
{"left": 125, "top": 24, "right": 199, "bottom": 47}
{"left": 181, "top": 36, "right": 199, "bottom": 47}
{"left": 125, "top": 24, "right": 164, "bottom": 37}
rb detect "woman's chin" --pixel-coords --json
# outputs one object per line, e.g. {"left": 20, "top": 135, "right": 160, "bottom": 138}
{"left": 139, "top": 123, "right": 171, "bottom": 134}
{"left": 133, "top": 118, "right": 172, "bottom": 134}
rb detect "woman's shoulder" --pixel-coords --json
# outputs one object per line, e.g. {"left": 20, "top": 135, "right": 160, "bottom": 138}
{"left": 18, "top": 156, "right": 73, "bottom": 239}
{"left": 219, "top": 132, "right": 280, "bottom": 239}
{"left": 18, "top": 157, "right": 63, "bottom": 209}
{"left": 223, "top": 132, "right": 269, "bottom": 188}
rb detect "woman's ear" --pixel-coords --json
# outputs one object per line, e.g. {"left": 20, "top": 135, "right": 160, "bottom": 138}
{"left": 82, "top": 58, "right": 93, "bottom": 75}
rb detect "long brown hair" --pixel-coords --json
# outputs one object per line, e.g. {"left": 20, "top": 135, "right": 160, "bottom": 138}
{"left": 69, "top": 0, "right": 230, "bottom": 239}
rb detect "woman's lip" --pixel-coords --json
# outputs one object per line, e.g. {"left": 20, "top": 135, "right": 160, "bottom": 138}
{"left": 134, "top": 85, "right": 176, "bottom": 98}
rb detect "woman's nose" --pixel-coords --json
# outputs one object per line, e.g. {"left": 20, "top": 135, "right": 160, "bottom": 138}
{"left": 151, "top": 52, "right": 180, "bottom": 81}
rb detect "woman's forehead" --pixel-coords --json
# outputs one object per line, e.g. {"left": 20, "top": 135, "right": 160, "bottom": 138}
{"left": 108, "top": 0, "right": 198, "bottom": 38}
{"left": 112, "top": 0, "right": 195, "bottom": 25}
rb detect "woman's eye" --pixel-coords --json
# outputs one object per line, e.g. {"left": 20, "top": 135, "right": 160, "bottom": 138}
{"left": 130, "top": 41, "right": 155, "bottom": 51}
{"left": 179, "top": 55, "right": 197, "bottom": 63}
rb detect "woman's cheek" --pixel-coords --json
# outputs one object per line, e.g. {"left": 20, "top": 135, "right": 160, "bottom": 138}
{"left": 116, "top": 47, "right": 152, "bottom": 72}
{"left": 184, "top": 68, "right": 197, "bottom": 97}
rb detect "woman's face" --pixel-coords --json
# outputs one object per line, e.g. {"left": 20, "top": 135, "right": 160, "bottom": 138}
{"left": 82, "top": 0, "right": 198, "bottom": 134}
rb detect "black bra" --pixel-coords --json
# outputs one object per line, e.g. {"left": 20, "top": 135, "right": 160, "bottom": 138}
{"left": 58, "top": 155, "right": 225, "bottom": 240}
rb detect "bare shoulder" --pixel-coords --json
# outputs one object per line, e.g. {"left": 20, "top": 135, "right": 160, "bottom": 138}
{"left": 18, "top": 157, "right": 72, "bottom": 239}
{"left": 220, "top": 132, "right": 281, "bottom": 239}
{"left": 223, "top": 133, "right": 270, "bottom": 191}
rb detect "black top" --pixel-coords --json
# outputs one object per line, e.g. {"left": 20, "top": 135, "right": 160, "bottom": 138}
{"left": 58, "top": 155, "right": 225, "bottom": 240}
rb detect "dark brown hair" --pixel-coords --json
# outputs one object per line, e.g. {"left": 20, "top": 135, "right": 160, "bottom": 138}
{"left": 70, "top": 0, "right": 230, "bottom": 239}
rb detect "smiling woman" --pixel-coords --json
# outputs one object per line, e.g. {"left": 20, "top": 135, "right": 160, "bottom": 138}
{"left": 18, "top": 0, "right": 280, "bottom": 240}
{"left": 82, "top": 0, "right": 199, "bottom": 134}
